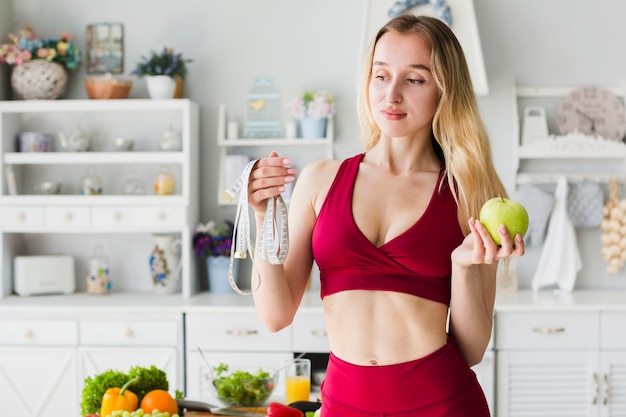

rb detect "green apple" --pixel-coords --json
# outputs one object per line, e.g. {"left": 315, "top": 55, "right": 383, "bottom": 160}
{"left": 479, "top": 197, "right": 529, "bottom": 245}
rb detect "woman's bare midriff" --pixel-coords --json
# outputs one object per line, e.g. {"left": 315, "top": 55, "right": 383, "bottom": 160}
{"left": 323, "top": 290, "right": 449, "bottom": 366}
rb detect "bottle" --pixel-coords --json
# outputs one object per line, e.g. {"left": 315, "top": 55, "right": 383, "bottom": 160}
{"left": 86, "top": 245, "right": 111, "bottom": 294}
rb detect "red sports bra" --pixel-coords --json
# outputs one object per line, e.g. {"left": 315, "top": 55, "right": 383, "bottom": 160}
{"left": 312, "top": 154, "right": 464, "bottom": 306}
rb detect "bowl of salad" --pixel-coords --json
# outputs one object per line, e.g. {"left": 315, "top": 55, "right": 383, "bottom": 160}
{"left": 208, "top": 363, "right": 278, "bottom": 407}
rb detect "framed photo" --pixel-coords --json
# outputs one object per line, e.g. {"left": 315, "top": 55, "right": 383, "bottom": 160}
{"left": 361, "top": 0, "right": 489, "bottom": 96}
{"left": 86, "top": 23, "right": 124, "bottom": 74}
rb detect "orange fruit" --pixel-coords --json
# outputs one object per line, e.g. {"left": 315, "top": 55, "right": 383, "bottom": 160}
{"left": 140, "top": 389, "right": 178, "bottom": 415}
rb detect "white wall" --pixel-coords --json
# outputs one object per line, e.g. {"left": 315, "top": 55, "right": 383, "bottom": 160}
{"left": 7, "top": 0, "right": 626, "bottom": 290}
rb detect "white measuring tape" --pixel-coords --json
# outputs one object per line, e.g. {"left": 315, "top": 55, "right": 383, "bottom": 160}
{"left": 222, "top": 159, "right": 289, "bottom": 295}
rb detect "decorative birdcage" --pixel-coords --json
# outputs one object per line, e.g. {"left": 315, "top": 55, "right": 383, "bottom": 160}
{"left": 243, "top": 76, "right": 284, "bottom": 138}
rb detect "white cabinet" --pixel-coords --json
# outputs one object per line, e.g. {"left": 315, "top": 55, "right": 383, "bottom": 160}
{"left": 496, "top": 308, "right": 626, "bottom": 417}
{"left": 216, "top": 104, "right": 334, "bottom": 205}
{"left": 513, "top": 85, "right": 626, "bottom": 186}
{"left": 185, "top": 309, "right": 293, "bottom": 402}
{"left": 0, "top": 318, "right": 79, "bottom": 417}
{"left": 0, "top": 308, "right": 184, "bottom": 417}
{"left": 0, "top": 99, "right": 200, "bottom": 298}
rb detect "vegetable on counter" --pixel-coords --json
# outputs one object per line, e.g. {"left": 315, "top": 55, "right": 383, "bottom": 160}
{"left": 140, "top": 389, "right": 179, "bottom": 415}
{"left": 266, "top": 402, "right": 304, "bottom": 417}
{"left": 100, "top": 376, "right": 139, "bottom": 417}
{"left": 81, "top": 365, "right": 170, "bottom": 416}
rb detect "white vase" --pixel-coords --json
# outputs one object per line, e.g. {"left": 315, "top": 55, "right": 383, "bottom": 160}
{"left": 206, "top": 256, "right": 239, "bottom": 293}
{"left": 300, "top": 116, "right": 327, "bottom": 139}
{"left": 145, "top": 75, "right": 176, "bottom": 99}
{"left": 149, "top": 234, "right": 182, "bottom": 294}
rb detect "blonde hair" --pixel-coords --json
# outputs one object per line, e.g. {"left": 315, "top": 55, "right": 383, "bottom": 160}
{"left": 357, "top": 14, "right": 506, "bottom": 233}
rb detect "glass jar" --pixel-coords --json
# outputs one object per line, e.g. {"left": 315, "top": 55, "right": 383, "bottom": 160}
{"left": 154, "top": 165, "right": 176, "bottom": 195}
{"left": 86, "top": 245, "right": 111, "bottom": 294}
{"left": 160, "top": 126, "right": 182, "bottom": 151}
{"left": 80, "top": 166, "right": 103, "bottom": 195}
{"left": 122, "top": 168, "right": 145, "bottom": 195}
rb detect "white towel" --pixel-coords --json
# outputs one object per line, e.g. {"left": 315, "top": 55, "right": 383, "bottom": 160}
{"left": 531, "top": 176, "right": 582, "bottom": 292}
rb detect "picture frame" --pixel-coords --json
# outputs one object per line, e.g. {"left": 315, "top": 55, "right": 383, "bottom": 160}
{"left": 86, "top": 23, "right": 124, "bottom": 74}
{"left": 361, "top": 0, "right": 489, "bottom": 96}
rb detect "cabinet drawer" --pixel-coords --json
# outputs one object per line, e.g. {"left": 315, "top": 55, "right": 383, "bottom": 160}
{"left": 136, "top": 206, "right": 186, "bottom": 228}
{"left": 292, "top": 312, "right": 329, "bottom": 352}
{"left": 601, "top": 312, "right": 626, "bottom": 349}
{"left": 79, "top": 319, "right": 179, "bottom": 346}
{"left": 92, "top": 207, "right": 136, "bottom": 229}
{"left": 45, "top": 206, "right": 91, "bottom": 229}
{"left": 495, "top": 311, "right": 599, "bottom": 350}
{"left": 0, "top": 206, "right": 44, "bottom": 230}
{"left": 0, "top": 319, "right": 77, "bottom": 345}
{"left": 186, "top": 312, "right": 291, "bottom": 352}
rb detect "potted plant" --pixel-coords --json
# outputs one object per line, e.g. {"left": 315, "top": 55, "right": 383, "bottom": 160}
{"left": 193, "top": 220, "right": 238, "bottom": 293}
{"left": 287, "top": 90, "right": 336, "bottom": 139}
{"left": 132, "top": 47, "right": 192, "bottom": 99}
{"left": 0, "top": 23, "right": 81, "bottom": 99}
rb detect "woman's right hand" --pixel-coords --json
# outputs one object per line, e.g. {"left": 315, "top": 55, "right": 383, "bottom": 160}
{"left": 247, "top": 151, "right": 297, "bottom": 213}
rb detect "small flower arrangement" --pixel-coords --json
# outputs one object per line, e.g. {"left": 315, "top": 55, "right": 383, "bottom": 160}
{"left": 193, "top": 220, "right": 234, "bottom": 257}
{"left": 132, "top": 47, "right": 192, "bottom": 79}
{"left": 288, "top": 90, "right": 336, "bottom": 120}
{"left": 0, "top": 23, "right": 81, "bottom": 70}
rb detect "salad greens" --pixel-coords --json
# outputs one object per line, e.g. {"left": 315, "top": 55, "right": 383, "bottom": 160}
{"left": 212, "top": 363, "right": 275, "bottom": 406}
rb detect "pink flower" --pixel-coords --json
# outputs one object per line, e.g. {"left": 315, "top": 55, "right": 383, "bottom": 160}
{"left": 36, "top": 48, "right": 48, "bottom": 58}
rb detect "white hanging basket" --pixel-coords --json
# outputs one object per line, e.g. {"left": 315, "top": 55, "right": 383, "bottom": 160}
{"left": 11, "top": 60, "right": 68, "bottom": 100}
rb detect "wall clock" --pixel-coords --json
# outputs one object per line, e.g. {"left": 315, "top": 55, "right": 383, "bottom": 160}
{"left": 556, "top": 86, "right": 626, "bottom": 141}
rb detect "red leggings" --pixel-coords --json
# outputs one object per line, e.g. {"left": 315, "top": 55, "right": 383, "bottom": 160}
{"left": 320, "top": 337, "right": 490, "bottom": 417}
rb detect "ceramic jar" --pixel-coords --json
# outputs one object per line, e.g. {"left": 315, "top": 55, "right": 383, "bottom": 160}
{"left": 86, "top": 246, "right": 111, "bottom": 294}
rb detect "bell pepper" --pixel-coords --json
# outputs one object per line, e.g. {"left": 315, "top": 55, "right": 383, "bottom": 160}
{"left": 100, "top": 376, "right": 139, "bottom": 417}
{"left": 266, "top": 402, "right": 304, "bottom": 417}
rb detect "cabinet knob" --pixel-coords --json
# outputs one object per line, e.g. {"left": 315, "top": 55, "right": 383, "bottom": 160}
{"left": 113, "top": 212, "right": 122, "bottom": 222}
{"left": 531, "top": 327, "right": 565, "bottom": 334}
{"left": 23, "top": 329, "right": 33, "bottom": 339}
{"left": 64, "top": 212, "right": 74, "bottom": 222}
{"left": 157, "top": 212, "right": 167, "bottom": 221}
{"left": 603, "top": 374, "right": 609, "bottom": 405}
{"left": 593, "top": 373, "right": 599, "bottom": 405}
{"left": 124, "top": 328, "right": 134, "bottom": 338}
{"left": 225, "top": 329, "right": 258, "bottom": 336}
{"left": 16, "top": 212, "right": 26, "bottom": 222}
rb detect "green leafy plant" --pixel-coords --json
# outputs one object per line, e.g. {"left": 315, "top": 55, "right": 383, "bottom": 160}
{"left": 132, "top": 47, "right": 192, "bottom": 79}
{"left": 80, "top": 365, "right": 169, "bottom": 415}
{"left": 0, "top": 23, "right": 81, "bottom": 70}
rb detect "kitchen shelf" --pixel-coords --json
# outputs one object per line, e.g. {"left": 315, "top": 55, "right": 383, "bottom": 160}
{"left": 513, "top": 83, "right": 626, "bottom": 185}
{"left": 216, "top": 103, "right": 334, "bottom": 205}
{"left": 0, "top": 99, "right": 200, "bottom": 298}
{"left": 4, "top": 151, "right": 185, "bottom": 165}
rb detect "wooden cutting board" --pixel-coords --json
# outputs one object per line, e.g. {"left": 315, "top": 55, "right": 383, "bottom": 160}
{"left": 184, "top": 408, "right": 267, "bottom": 416}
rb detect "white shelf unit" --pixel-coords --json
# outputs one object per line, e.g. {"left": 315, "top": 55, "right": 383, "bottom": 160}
{"left": 0, "top": 99, "right": 200, "bottom": 298}
{"left": 216, "top": 104, "right": 334, "bottom": 205}
{"left": 513, "top": 84, "right": 626, "bottom": 186}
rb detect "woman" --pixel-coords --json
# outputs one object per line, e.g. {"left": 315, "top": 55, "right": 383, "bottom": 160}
{"left": 246, "top": 14, "right": 524, "bottom": 417}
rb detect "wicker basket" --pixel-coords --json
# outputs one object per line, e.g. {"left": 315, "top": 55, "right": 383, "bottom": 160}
{"left": 11, "top": 60, "right": 68, "bottom": 100}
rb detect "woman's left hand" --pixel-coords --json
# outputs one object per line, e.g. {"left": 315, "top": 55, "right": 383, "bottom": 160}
{"left": 452, "top": 218, "right": 525, "bottom": 267}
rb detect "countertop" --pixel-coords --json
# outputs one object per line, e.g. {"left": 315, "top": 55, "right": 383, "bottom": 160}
{"left": 0, "top": 289, "right": 625, "bottom": 314}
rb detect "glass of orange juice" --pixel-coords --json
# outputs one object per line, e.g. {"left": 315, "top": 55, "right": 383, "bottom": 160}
{"left": 285, "top": 358, "right": 311, "bottom": 404}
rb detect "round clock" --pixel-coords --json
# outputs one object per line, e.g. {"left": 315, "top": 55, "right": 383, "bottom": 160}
{"left": 556, "top": 86, "right": 626, "bottom": 141}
